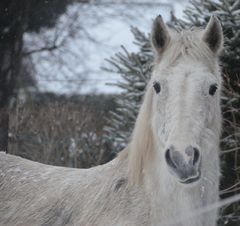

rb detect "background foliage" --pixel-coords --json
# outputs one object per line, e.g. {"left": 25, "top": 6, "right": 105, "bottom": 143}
{"left": 9, "top": 93, "right": 116, "bottom": 168}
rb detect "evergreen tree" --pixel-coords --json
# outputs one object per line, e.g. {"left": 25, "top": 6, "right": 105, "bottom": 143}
{"left": 105, "top": 1, "right": 240, "bottom": 225}
{"left": 104, "top": 28, "right": 153, "bottom": 153}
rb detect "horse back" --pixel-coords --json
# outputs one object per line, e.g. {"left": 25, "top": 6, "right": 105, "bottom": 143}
{"left": 0, "top": 152, "right": 149, "bottom": 226}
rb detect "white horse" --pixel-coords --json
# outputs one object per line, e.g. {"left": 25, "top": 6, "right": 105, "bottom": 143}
{"left": 0, "top": 15, "right": 223, "bottom": 226}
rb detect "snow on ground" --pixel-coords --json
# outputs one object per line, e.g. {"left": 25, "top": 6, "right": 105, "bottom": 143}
{"left": 25, "top": 1, "right": 189, "bottom": 94}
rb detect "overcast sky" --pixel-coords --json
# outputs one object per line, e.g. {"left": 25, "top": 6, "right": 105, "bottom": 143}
{"left": 26, "top": 0, "right": 189, "bottom": 94}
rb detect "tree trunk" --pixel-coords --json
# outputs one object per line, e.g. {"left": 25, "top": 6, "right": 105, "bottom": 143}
{"left": 0, "top": 1, "right": 30, "bottom": 152}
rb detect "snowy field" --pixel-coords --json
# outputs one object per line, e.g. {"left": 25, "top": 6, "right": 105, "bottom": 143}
{"left": 25, "top": 0, "right": 189, "bottom": 94}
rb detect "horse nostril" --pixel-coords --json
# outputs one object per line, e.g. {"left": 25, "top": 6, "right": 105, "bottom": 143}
{"left": 193, "top": 148, "right": 200, "bottom": 165}
{"left": 185, "top": 146, "right": 201, "bottom": 165}
{"left": 165, "top": 149, "right": 177, "bottom": 169}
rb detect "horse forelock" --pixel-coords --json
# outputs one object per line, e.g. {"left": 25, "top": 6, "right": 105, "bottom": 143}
{"left": 155, "top": 28, "right": 220, "bottom": 73}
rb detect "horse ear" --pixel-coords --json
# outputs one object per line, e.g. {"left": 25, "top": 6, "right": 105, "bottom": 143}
{"left": 151, "top": 15, "right": 170, "bottom": 53}
{"left": 203, "top": 15, "right": 223, "bottom": 54}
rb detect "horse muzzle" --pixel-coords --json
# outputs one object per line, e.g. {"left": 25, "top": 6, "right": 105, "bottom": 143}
{"left": 165, "top": 145, "right": 201, "bottom": 184}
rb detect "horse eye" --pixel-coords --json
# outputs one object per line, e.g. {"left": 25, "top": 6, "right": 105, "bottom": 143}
{"left": 209, "top": 84, "right": 218, "bottom": 96}
{"left": 153, "top": 82, "right": 161, "bottom": 94}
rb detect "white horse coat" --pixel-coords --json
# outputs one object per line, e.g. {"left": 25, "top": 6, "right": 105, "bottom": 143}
{"left": 0, "top": 15, "right": 223, "bottom": 226}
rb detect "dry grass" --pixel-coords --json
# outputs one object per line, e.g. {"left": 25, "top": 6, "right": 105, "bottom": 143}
{"left": 8, "top": 98, "right": 115, "bottom": 168}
